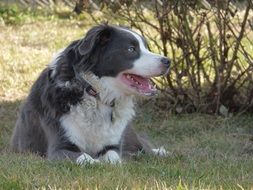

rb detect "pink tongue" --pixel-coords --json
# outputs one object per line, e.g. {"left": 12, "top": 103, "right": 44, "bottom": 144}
{"left": 125, "top": 74, "right": 156, "bottom": 94}
{"left": 131, "top": 75, "right": 149, "bottom": 88}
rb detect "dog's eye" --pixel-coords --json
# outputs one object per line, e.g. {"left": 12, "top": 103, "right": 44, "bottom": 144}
{"left": 128, "top": 46, "right": 135, "bottom": 52}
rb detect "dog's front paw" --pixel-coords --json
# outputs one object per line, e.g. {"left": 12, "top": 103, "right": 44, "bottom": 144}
{"left": 152, "top": 146, "right": 171, "bottom": 157}
{"left": 76, "top": 153, "right": 100, "bottom": 165}
{"left": 101, "top": 150, "right": 122, "bottom": 164}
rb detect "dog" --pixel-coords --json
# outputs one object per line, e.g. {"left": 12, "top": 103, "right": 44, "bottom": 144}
{"left": 11, "top": 24, "right": 171, "bottom": 164}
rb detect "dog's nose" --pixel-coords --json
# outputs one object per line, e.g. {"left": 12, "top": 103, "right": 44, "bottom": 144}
{"left": 161, "top": 57, "right": 170, "bottom": 67}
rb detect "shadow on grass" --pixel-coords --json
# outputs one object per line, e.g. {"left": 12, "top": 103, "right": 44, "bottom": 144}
{"left": 0, "top": 100, "right": 22, "bottom": 151}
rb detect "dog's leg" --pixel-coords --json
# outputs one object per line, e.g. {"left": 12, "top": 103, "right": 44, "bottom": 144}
{"left": 120, "top": 125, "right": 171, "bottom": 158}
{"left": 48, "top": 148, "right": 100, "bottom": 165}
{"left": 100, "top": 150, "right": 122, "bottom": 164}
{"left": 120, "top": 125, "right": 151, "bottom": 158}
{"left": 48, "top": 149, "right": 82, "bottom": 161}
{"left": 76, "top": 153, "right": 100, "bottom": 165}
{"left": 42, "top": 121, "right": 98, "bottom": 164}
{"left": 151, "top": 146, "right": 171, "bottom": 157}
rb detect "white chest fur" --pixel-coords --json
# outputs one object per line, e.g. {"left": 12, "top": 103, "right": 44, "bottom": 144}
{"left": 60, "top": 96, "right": 135, "bottom": 156}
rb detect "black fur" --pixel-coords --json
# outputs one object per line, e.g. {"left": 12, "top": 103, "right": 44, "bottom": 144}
{"left": 11, "top": 24, "right": 153, "bottom": 161}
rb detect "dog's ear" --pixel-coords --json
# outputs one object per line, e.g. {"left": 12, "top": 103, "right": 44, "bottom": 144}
{"left": 78, "top": 24, "right": 112, "bottom": 56}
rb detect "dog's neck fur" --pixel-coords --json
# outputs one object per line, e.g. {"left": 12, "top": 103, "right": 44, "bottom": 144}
{"left": 81, "top": 72, "right": 135, "bottom": 106}
{"left": 60, "top": 72, "right": 136, "bottom": 155}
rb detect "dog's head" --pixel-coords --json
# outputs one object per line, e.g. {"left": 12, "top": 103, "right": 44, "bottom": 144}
{"left": 68, "top": 24, "right": 170, "bottom": 97}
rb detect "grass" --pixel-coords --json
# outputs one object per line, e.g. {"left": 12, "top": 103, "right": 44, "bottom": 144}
{"left": 1, "top": 103, "right": 253, "bottom": 189}
{"left": 0, "top": 5, "right": 253, "bottom": 190}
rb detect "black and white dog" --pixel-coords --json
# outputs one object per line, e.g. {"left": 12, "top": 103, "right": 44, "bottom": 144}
{"left": 11, "top": 24, "right": 170, "bottom": 164}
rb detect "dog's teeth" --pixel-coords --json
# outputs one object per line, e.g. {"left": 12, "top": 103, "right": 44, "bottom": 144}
{"left": 126, "top": 75, "right": 130, "bottom": 79}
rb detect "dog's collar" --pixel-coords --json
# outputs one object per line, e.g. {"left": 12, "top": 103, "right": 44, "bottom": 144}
{"left": 86, "top": 83, "right": 115, "bottom": 123}
{"left": 76, "top": 73, "right": 115, "bottom": 108}
{"left": 85, "top": 85, "right": 99, "bottom": 98}
{"left": 84, "top": 79, "right": 116, "bottom": 109}
{"left": 73, "top": 67, "right": 99, "bottom": 98}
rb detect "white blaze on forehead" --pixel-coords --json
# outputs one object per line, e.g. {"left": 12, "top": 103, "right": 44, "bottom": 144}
{"left": 119, "top": 28, "right": 149, "bottom": 53}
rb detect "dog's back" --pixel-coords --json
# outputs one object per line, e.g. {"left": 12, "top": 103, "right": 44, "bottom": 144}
{"left": 11, "top": 71, "right": 49, "bottom": 156}
{"left": 11, "top": 106, "right": 48, "bottom": 156}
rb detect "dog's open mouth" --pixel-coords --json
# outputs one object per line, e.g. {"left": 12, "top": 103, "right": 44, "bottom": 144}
{"left": 121, "top": 73, "right": 157, "bottom": 96}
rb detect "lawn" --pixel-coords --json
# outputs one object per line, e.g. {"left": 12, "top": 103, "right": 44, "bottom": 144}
{"left": 0, "top": 6, "right": 253, "bottom": 190}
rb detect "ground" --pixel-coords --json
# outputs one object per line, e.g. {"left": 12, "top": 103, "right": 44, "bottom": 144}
{"left": 0, "top": 7, "right": 253, "bottom": 190}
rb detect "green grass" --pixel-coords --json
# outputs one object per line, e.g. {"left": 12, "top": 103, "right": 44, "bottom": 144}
{"left": 1, "top": 103, "right": 253, "bottom": 189}
{"left": 0, "top": 5, "right": 253, "bottom": 189}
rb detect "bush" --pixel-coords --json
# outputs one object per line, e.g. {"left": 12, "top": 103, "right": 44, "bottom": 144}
{"left": 91, "top": 0, "right": 253, "bottom": 114}
{"left": 3, "top": 0, "right": 253, "bottom": 114}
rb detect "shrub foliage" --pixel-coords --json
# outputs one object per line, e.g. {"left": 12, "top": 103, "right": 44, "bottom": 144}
{"left": 92, "top": 0, "right": 253, "bottom": 114}
{"left": 3, "top": 0, "right": 253, "bottom": 114}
